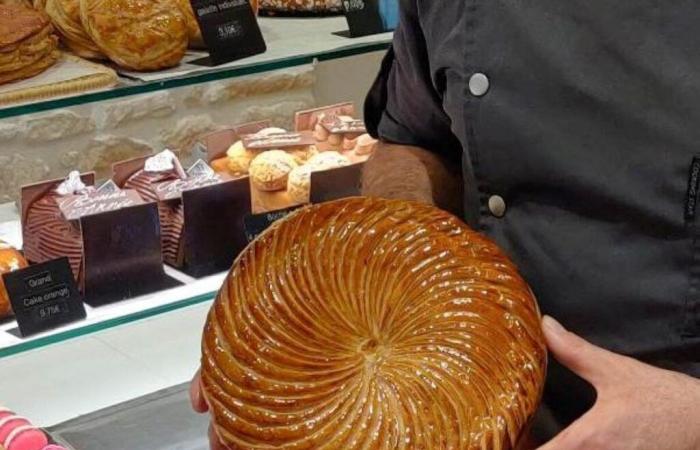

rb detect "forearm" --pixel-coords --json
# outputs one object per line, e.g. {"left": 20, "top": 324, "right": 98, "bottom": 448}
{"left": 361, "top": 142, "right": 463, "bottom": 215}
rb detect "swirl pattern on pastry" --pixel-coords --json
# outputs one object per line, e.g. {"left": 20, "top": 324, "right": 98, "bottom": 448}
{"left": 80, "top": 0, "right": 187, "bottom": 71}
{"left": 201, "top": 197, "right": 547, "bottom": 450}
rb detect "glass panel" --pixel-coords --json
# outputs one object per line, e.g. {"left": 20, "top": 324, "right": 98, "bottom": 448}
{"left": 0, "top": 273, "right": 222, "bottom": 359}
{"left": 0, "top": 17, "right": 392, "bottom": 120}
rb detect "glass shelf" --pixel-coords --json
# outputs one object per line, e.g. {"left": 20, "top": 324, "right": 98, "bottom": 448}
{"left": 0, "top": 16, "right": 392, "bottom": 120}
{"left": 0, "top": 267, "right": 225, "bottom": 359}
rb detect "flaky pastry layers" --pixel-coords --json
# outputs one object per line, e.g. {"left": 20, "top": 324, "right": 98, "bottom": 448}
{"left": 201, "top": 197, "right": 547, "bottom": 450}
{"left": 0, "top": 3, "right": 51, "bottom": 48}
{"left": 45, "top": 0, "right": 104, "bottom": 59}
{"left": 80, "top": 0, "right": 187, "bottom": 71}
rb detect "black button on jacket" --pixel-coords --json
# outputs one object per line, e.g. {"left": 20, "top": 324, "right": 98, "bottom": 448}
{"left": 365, "top": 0, "right": 700, "bottom": 439}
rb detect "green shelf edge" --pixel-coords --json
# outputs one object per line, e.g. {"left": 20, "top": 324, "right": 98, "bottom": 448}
{"left": 0, "top": 290, "right": 217, "bottom": 359}
{"left": 0, "top": 41, "right": 391, "bottom": 120}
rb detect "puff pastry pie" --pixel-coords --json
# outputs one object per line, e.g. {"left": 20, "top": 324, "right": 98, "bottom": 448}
{"left": 45, "top": 0, "right": 104, "bottom": 59}
{"left": 0, "top": 4, "right": 59, "bottom": 84}
{"left": 201, "top": 197, "right": 547, "bottom": 450}
{"left": 174, "top": 0, "right": 204, "bottom": 49}
{"left": 80, "top": 0, "right": 188, "bottom": 71}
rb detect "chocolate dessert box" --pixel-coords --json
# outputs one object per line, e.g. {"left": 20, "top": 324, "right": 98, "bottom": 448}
{"left": 112, "top": 155, "right": 251, "bottom": 278}
{"left": 21, "top": 173, "right": 178, "bottom": 306}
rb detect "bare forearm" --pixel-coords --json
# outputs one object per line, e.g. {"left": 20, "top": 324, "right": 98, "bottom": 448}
{"left": 361, "top": 142, "right": 463, "bottom": 215}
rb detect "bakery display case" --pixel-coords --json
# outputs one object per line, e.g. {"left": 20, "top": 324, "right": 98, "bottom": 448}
{"left": 0, "top": 0, "right": 393, "bottom": 439}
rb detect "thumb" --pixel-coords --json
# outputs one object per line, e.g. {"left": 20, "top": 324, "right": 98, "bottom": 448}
{"left": 542, "top": 315, "right": 618, "bottom": 387}
{"left": 190, "top": 368, "right": 209, "bottom": 413}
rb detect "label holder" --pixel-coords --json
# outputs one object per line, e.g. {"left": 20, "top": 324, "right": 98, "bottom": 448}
{"left": 4, "top": 257, "right": 86, "bottom": 337}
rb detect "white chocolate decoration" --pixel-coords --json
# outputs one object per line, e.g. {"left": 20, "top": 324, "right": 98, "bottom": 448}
{"left": 55, "top": 171, "right": 88, "bottom": 196}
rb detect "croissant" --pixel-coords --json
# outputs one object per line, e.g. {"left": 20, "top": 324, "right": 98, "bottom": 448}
{"left": 201, "top": 197, "right": 547, "bottom": 450}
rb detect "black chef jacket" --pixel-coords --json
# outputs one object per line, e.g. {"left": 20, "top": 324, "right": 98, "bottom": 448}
{"left": 364, "top": 0, "right": 700, "bottom": 440}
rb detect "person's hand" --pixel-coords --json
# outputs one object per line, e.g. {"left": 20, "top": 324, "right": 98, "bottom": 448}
{"left": 190, "top": 369, "right": 227, "bottom": 450}
{"left": 537, "top": 316, "right": 700, "bottom": 450}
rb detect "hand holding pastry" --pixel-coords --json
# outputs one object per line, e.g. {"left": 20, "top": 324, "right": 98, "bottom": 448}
{"left": 536, "top": 316, "right": 700, "bottom": 450}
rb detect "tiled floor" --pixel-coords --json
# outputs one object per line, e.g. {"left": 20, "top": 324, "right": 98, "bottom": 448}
{"left": 0, "top": 301, "right": 212, "bottom": 427}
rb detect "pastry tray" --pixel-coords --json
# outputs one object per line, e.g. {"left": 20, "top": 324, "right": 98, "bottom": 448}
{"left": 48, "top": 383, "right": 210, "bottom": 450}
{"left": 0, "top": 52, "right": 118, "bottom": 106}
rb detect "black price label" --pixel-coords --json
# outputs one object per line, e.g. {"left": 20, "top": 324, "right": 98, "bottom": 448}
{"left": 243, "top": 206, "right": 302, "bottom": 242}
{"left": 342, "top": 0, "right": 398, "bottom": 38}
{"left": 190, "top": 0, "right": 266, "bottom": 65}
{"left": 4, "top": 258, "right": 86, "bottom": 337}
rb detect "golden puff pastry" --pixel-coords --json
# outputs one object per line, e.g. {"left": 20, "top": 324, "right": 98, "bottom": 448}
{"left": 0, "top": 48, "right": 59, "bottom": 84}
{"left": 0, "top": 3, "right": 52, "bottom": 50}
{"left": 226, "top": 140, "right": 258, "bottom": 175}
{"left": 248, "top": 149, "right": 297, "bottom": 191}
{"left": 80, "top": 0, "right": 188, "bottom": 71}
{"left": 174, "top": 0, "right": 204, "bottom": 49}
{"left": 0, "top": 241, "right": 28, "bottom": 319}
{"left": 201, "top": 197, "right": 547, "bottom": 450}
{"left": 45, "top": 0, "right": 104, "bottom": 59}
{"left": 0, "top": 26, "right": 55, "bottom": 72}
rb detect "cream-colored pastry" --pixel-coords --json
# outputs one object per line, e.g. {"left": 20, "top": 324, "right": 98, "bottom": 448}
{"left": 354, "top": 133, "right": 378, "bottom": 156}
{"left": 225, "top": 140, "right": 257, "bottom": 175}
{"left": 327, "top": 133, "right": 343, "bottom": 146}
{"left": 307, "top": 151, "right": 351, "bottom": 170}
{"left": 342, "top": 136, "right": 358, "bottom": 151}
{"left": 249, "top": 150, "right": 298, "bottom": 192}
{"left": 80, "top": 0, "right": 188, "bottom": 71}
{"left": 286, "top": 164, "right": 313, "bottom": 204}
{"left": 287, "top": 145, "right": 318, "bottom": 165}
{"left": 209, "top": 157, "right": 231, "bottom": 176}
{"left": 255, "top": 127, "right": 287, "bottom": 136}
{"left": 312, "top": 123, "right": 329, "bottom": 141}
{"left": 286, "top": 151, "right": 351, "bottom": 203}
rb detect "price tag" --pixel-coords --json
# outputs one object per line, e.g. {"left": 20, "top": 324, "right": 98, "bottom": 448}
{"left": 243, "top": 206, "right": 302, "bottom": 242}
{"left": 4, "top": 258, "right": 86, "bottom": 337}
{"left": 342, "top": 0, "right": 398, "bottom": 38}
{"left": 190, "top": 0, "right": 266, "bottom": 65}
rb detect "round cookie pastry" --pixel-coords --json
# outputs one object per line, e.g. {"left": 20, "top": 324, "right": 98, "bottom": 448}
{"left": 200, "top": 197, "right": 547, "bottom": 450}
{"left": 0, "top": 242, "right": 29, "bottom": 319}
{"left": 287, "top": 151, "right": 350, "bottom": 204}
{"left": 353, "top": 133, "right": 378, "bottom": 156}
{"left": 45, "top": 0, "right": 103, "bottom": 59}
{"left": 225, "top": 140, "right": 257, "bottom": 175}
{"left": 80, "top": 0, "right": 188, "bottom": 71}
{"left": 286, "top": 164, "right": 313, "bottom": 204}
{"left": 248, "top": 149, "right": 297, "bottom": 191}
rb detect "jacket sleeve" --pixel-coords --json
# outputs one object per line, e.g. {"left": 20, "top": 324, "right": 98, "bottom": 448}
{"left": 364, "top": 0, "right": 462, "bottom": 163}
